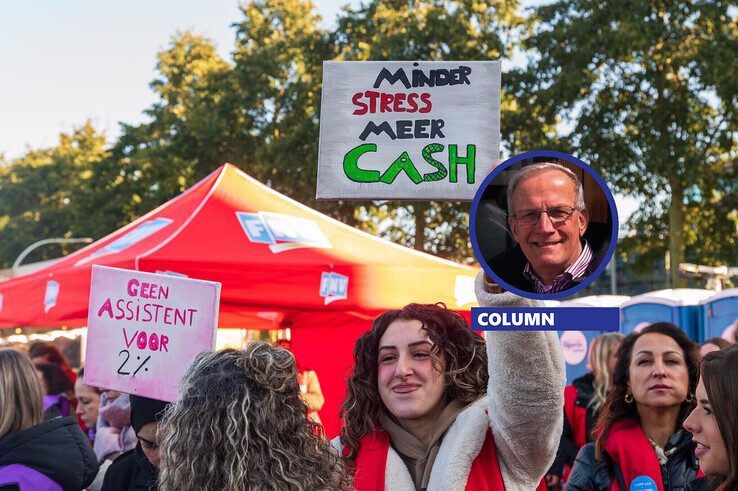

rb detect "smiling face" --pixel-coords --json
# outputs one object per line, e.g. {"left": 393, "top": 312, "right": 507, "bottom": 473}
{"left": 508, "top": 169, "right": 589, "bottom": 284}
{"left": 628, "top": 333, "right": 690, "bottom": 409}
{"left": 377, "top": 319, "right": 446, "bottom": 428}
{"left": 684, "top": 377, "right": 730, "bottom": 477}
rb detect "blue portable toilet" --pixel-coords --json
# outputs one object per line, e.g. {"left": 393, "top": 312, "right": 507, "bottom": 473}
{"left": 557, "top": 295, "right": 631, "bottom": 384}
{"left": 620, "top": 289, "right": 714, "bottom": 342}
{"left": 699, "top": 288, "right": 738, "bottom": 343}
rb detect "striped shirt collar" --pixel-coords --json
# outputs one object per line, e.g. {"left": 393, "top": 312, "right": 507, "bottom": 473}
{"left": 523, "top": 240, "right": 593, "bottom": 294}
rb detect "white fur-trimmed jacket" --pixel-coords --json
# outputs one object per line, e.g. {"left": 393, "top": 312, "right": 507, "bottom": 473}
{"left": 332, "top": 272, "right": 566, "bottom": 490}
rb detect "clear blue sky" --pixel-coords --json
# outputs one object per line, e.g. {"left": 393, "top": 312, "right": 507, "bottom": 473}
{"left": 0, "top": 0, "right": 638, "bottom": 220}
{"left": 0, "top": 0, "right": 354, "bottom": 160}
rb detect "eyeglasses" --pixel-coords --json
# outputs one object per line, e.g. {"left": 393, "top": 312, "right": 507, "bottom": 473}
{"left": 510, "top": 205, "right": 579, "bottom": 226}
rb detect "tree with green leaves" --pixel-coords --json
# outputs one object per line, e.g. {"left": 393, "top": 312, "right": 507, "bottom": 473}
{"left": 0, "top": 122, "right": 108, "bottom": 267}
{"left": 520, "top": 0, "right": 737, "bottom": 286}
{"left": 83, "top": 31, "right": 246, "bottom": 238}
{"left": 334, "top": 0, "right": 523, "bottom": 255}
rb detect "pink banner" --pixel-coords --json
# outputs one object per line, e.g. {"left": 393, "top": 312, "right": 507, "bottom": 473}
{"left": 84, "top": 265, "right": 220, "bottom": 401}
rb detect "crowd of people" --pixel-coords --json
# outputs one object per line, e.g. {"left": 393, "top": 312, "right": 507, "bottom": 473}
{"left": 0, "top": 271, "right": 736, "bottom": 490}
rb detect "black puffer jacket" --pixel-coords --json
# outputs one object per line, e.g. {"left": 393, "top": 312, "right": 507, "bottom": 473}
{"left": 0, "top": 416, "right": 99, "bottom": 490}
{"left": 567, "top": 430, "right": 699, "bottom": 490}
{"left": 685, "top": 477, "right": 711, "bottom": 491}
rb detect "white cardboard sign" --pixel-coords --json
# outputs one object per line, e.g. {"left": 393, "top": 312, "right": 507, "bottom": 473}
{"left": 84, "top": 265, "right": 220, "bottom": 402}
{"left": 317, "top": 60, "right": 501, "bottom": 200}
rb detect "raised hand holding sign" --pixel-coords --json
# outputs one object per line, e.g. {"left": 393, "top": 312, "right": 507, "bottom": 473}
{"left": 84, "top": 266, "right": 220, "bottom": 401}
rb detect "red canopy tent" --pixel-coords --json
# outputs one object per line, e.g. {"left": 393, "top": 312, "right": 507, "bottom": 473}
{"left": 0, "top": 163, "right": 478, "bottom": 436}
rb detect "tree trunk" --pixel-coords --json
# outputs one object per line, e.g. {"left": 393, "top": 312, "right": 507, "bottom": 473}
{"left": 414, "top": 202, "right": 428, "bottom": 251}
{"left": 655, "top": 63, "right": 687, "bottom": 288}
{"left": 668, "top": 176, "right": 687, "bottom": 287}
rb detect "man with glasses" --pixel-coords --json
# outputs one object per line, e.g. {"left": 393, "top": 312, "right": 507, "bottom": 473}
{"left": 487, "top": 162, "right": 604, "bottom": 294}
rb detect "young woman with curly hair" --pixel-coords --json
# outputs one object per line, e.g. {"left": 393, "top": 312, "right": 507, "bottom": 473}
{"left": 567, "top": 322, "right": 702, "bottom": 490}
{"left": 333, "top": 272, "right": 566, "bottom": 490}
{"left": 684, "top": 344, "right": 738, "bottom": 491}
{"left": 157, "top": 341, "right": 351, "bottom": 490}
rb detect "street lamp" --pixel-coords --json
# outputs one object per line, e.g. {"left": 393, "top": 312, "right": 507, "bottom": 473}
{"left": 12, "top": 237, "right": 94, "bottom": 275}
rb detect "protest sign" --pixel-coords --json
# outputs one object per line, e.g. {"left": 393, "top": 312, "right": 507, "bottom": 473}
{"left": 84, "top": 265, "right": 220, "bottom": 401}
{"left": 317, "top": 61, "right": 501, "bottom": 200}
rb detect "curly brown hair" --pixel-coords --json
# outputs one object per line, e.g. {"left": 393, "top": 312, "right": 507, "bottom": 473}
{"left": 594, "top": 322, "right": 700, "bottom": 458}
{"left": 339, "top": 303, "right": 488, "bottom": 460}
{"left": 158, "top": 342, "right": 352, "bottom": 490}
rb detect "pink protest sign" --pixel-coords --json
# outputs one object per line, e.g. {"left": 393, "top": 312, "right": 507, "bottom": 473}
{"left": 84, "top": 265, "right": 220, "bottom": 402}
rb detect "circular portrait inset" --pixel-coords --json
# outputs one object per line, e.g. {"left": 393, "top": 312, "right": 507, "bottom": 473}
{"left": 470, "top": 150, "right": 618, "bottom": 300}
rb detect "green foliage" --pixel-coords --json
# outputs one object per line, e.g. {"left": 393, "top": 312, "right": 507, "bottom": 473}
{"left": 82, "top": 32, "right": 247, "bottom": 237}
{"left": 520, "top": 0, "right": 737, "bottom": 285}
{"left": 335, "top": 0, "right": 521, "bottom": 253}
{"left": 0, "top": 122, "right": 108, "bottom": 267}
{"left": 1, "top": 0, "right": 734, "bottom": 280}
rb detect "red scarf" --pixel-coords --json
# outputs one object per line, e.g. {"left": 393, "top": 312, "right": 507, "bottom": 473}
{"left": 603, "top": 420, "right": 664, "bottom": 491}
{"left": 349, "top": 428, "right": 506, "bottom": 490}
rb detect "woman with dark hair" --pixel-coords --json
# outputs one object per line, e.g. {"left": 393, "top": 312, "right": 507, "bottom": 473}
{"left": 683, "top": 344, "right": 738, "bottom": 490}
{"left": 36, "top": 363, "right": 72, "bottom": 419}
{"left": 30, "top": 343, "right": 77, "bottom": 387}
{"left": 75, "top": 367, "right": 101, "bottom": 443}
{"left": 699, "top": 337, "right": 731, "bottom": 359}
{"left": 567, "top": 322, "right": 702, "bottom": 490}
{"left": 333, "top": 273, "right": 565, "bottom": 490}
{"left": 158, "top": 341, "right": 351, "bottom": 490}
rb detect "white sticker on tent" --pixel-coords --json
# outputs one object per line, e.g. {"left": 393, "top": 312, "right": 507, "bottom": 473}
{"left": 75, "top": 218, "right": 173, "bottom": 266}
{"left": 454, "top": 275, "right": 476, "bottom": 308}
{"left": 317, "top": 61, "right": 501, "bottom": 200}
{"left": 44, "top": 280, "right": 59, "bottom": 313}
{"left": 320, "top": 272, "right": 348, "bottom": 305}
{"left": 235, "top": 212, "right": 331, "bottom": 253}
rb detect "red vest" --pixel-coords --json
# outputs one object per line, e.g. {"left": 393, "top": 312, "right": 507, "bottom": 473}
{"left": 559, "top": 384, "right": 589, "bottom": 483}
{"left": 604, "top": 420, "right": 664, "bottom": 491}
{"left": 349, "top": 429, "right": 507, "bottom": 491}
{"left": 564, "top": 384, "right": 588, "bottom": 448}
{"left": 603, "top": 420, "right": 703, "bottom": 491}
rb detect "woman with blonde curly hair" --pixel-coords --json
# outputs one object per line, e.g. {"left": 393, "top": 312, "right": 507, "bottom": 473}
{"left": 157, "top": 341, "right": 351, "bottom": 490}
{"left": 546, "top": 332, "right": 624, "bottom": 487}
{"left": 333, "top": 273, "right": 566, "bottom": 490}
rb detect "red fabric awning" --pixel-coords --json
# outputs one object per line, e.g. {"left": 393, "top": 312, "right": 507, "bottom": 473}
{"left": 0, "top": 163, "right": 478, "bottom": 436}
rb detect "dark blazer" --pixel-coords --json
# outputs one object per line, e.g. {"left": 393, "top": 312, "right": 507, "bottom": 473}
{"left": 487, "top": 222, "right": 611, "bottom": 293}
